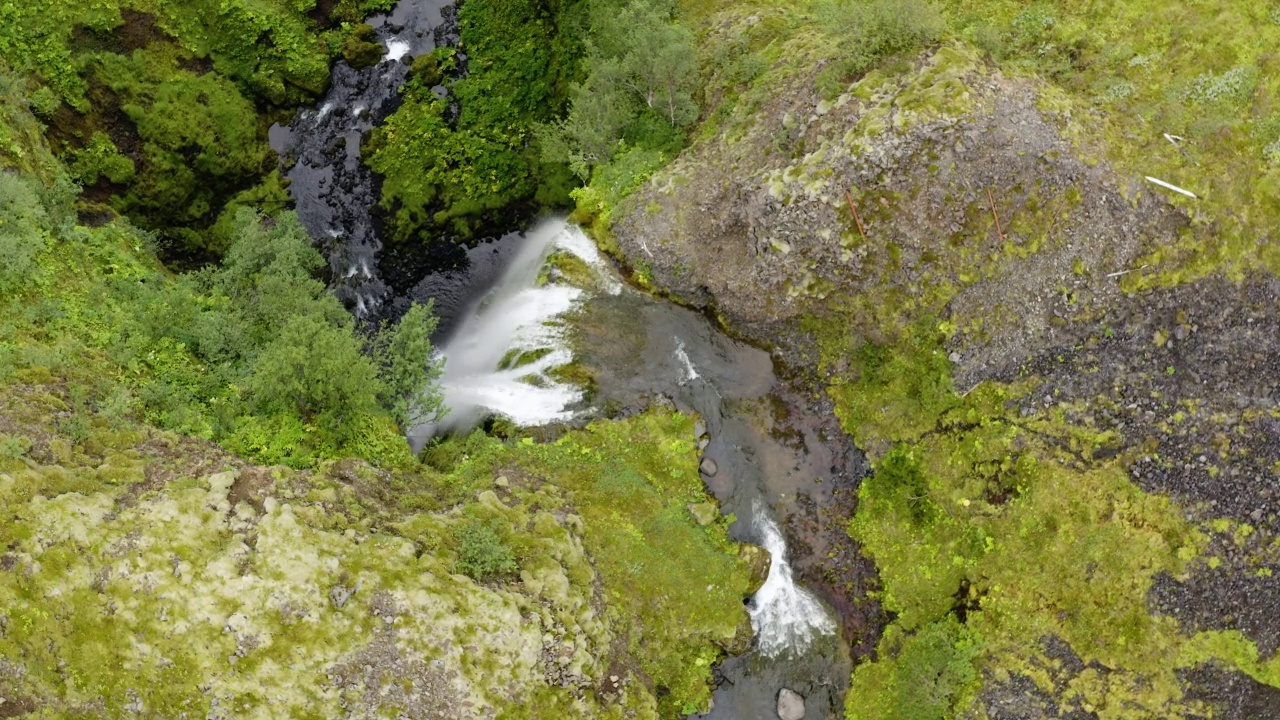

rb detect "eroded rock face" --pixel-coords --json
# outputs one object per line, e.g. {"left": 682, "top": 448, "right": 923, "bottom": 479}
{"left": 613, "top": 42, "right": 1185, "bottom": 375}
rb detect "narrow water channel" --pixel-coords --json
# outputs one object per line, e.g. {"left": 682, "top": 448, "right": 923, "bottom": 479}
{"left": 271, "top": 0, "right": 861, "bottom": 714}
{"left": 419, "top": 219, "right": 855, "bottom": 718}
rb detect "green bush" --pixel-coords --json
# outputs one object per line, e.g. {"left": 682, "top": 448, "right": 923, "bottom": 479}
{"left": 847, "top": 618, "right": 979, "bottom": 720}
{"left": 815, "top": 0, "right": 944, "bottom": 88}
{"left": 366, "top": 0, "right": 579, "bottom": 242}
{"left": 0, "top": 172, "right": 49, "bottom": 295}
{"left": 539, "top": 0, "right": 698, "bottom": 180}
{"left": 107, "top": 210, "right": 443, "bottom": 464}
{"left": 83, "top": 47, "right": 272, "bottom": 247}
{"left": 454, "top": 521, "right": 518, "bottom": 582}
{"left": 372, "top": 301, "right": 446, "bottom": 429}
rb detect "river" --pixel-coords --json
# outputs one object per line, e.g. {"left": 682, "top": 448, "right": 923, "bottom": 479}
{"left": 271, "top": 1, "right": 863, "bottom": 716}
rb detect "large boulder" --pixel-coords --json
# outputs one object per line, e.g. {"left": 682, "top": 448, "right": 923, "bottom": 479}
{"left": 777, "top": 687, "right": 805, "bottom": 720}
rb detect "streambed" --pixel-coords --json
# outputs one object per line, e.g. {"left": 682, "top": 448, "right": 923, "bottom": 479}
{"left": 420, "top": 220, "right": 863, "bottom": 718}
{"left": 271, "top": 0, "right": 873, "bottom": 713}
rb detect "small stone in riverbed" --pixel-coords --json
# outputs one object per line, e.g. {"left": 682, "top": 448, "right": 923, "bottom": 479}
{"left": 948, "top": 351, "right": 961, "bottom": 363}
{"left": 700, "top": 458, "right": 718, "bottom": 476}
{"left": 777, "top": 688, "right": 805, "bottom": 720}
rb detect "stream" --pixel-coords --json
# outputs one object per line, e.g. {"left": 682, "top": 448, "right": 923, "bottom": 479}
{"left": 272, "top": 0, "right": 864, "bottom": 715}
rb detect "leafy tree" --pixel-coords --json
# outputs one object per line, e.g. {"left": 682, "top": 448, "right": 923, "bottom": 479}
{"left": 372, "top": 302, "right": 446, "bottom": 429}
{"left": 608, "top": 1, "right": 698, "bottom": 127}
{"left": 242, "top": 313, "right": 383, "bottom": 437}
{"left": 537, "top": 60, "right": 635, "bottom": 178}
{"left": 540, "top": 0, "right": 698, "bottom": 179}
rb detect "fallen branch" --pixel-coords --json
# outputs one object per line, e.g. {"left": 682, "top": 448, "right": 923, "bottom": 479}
{"left": 844, "top": 189, "right": 868, "bottom": 242}
{"left": 987, "top": 187, "right": 1006, "bottom": 243}
{"left": 1163, "top": 133, "right": 1199, "bottom": 167}
{"left": 1145, "top": 176, "right": 1198, "bottom": 199}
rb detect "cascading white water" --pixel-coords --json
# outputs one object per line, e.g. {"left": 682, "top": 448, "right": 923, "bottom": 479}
{"left": 749, "top": 501, "right": 837, "bottom": 657}
{"left": 674, "top": 338, "right": 700, "bottom": 384}
{"left": 422, "top": 220, "right": 605, "bottom": 436}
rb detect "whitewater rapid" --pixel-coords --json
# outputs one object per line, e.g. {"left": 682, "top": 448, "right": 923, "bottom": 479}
{"left": 414, "top": 221, "right": 607, "bottom": 438}
{"left": 748, "top": 502, "right": 837, "bottom": 657}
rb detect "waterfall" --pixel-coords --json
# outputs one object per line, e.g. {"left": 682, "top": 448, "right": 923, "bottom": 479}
{"left": 749, "top": 501, "right": 836, "bottom": 657}
{"left": 412, "top": 221, "right": 605, "bottom": 441}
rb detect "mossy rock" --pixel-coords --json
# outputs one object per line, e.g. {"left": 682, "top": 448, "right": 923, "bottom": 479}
{"left": 342, "top": 27, "right": 385, "bottom": 69}
{"left": 738, "top": 542, "right": 772, "bottom": 596}
{"left": 410, "top": 53, "right": 442, "bottom": 87}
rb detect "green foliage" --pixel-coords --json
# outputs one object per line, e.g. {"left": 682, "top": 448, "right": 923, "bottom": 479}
{"left": 826, "top": 316, "right": 1244, "bottom": 716}
{"left": 815, "top": 0, "right": 944, "bottom": 93}
{"left": 830, "top": 321, "right": 957, "bottom": 453}
{"left": 81, "top": 46, "right": 272, "bottom": 248}
{"left": 341, "top": 23, "right": 385, "bottom": 68}
{"left": 0, "top": 172, "right": 49, "bottom": 295}
{"left": 63, "top": 130, "right": 136, "bottom": 186}
{"left": 243, "top": 314, "right": 382, "bottom": 437}
{"left": 541, "top": 0, "right": 698, "bottom": 180}
{"left": 372, "top": 302, "right": 446, "bottom": 429}
{"left": 508, "top": 411, "right": 753, "bottom": 716}
{"left": 0, "top": 0, "right": 337, "bottom": 109}
{"left": 367, "top": 0, "right": 582, "bottom": 241}
{"left": 454, "top": 521, "right": 518, "bottom": 582}
{"left": 848, "top": 618, "right": 979, "bottom": 720}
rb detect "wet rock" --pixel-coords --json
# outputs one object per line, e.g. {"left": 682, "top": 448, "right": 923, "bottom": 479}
{"left": 700, "top": 457, "right": 719, "bottom": 476}
{"left": 777, "top": 687, "right": 805, "bottom": 720}
{"left": 739, "top": 543, "right": 772, "bottom": 595}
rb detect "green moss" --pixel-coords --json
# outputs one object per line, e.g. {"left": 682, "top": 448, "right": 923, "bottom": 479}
{"left": 0, "top": 406, "right": 751, "bottom": 719}
{"left": 341, "top": 25, "right": 385, "bottom": 69}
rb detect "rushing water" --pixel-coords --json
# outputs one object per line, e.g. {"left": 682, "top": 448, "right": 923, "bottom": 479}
{"left": 271, "top": 0, "right": 852, "bottom": 711}
{"left": 269, "top": 0, "right": 453, "bottom": 319}
{"left": 415, "top": 216, "right": 848, "bottom": 716}
{"left": 408, "top": 222, "right": 597, "bottom": 445}
{"left": 750, "top": 502, "right": 839, "bottom": 658}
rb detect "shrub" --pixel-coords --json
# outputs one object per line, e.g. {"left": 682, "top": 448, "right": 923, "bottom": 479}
{"left": 847, "top": 618, "right": 979, "bottom": 720}
{"left": 242, "top": 314, "right": 383, "bottom": 438}
{"left": 372, "top": 301, "right": 445, "bottom": 430}
{"left": 454, "top": 521, "right": 517, "bottom": 582}
{"left": 817, "top": 0, "right": 945, "bottom": 78}
{"left": 0, "top": 172, "right": 49, "bottom": 295}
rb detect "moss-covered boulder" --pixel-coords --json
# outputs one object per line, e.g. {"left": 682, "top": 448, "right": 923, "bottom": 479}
{"left": 342, "top": 24, "right": 386, "bottom": 69}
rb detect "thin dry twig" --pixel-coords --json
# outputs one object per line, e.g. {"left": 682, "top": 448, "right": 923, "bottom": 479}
{"left": 845, "top": 189, "right": 868, "bottom": 242}
{"left": 987, "top": 187, "right": 1006, "bottom": 243}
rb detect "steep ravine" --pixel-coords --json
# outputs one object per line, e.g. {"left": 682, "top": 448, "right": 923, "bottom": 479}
{"left": 611, "top": 40, "right": 1280, "bottom": 720}
{"left": 267, "top": 0, "right": 867, "bottom": 713}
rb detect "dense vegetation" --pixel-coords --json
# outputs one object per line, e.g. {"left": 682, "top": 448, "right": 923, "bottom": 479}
{"left": 0, "top": 0, "right": 395, "bottom": 259}
{"left": 0, "top": 4, "right": 756, "bottom": 712}
{"left": 0, "top": 68, "right": 441, "bottom": 470}
{"left": 366, "top": 0, "right": 701, "bottom": 243}
{"left": 365, "top": 0, "right": 582, "bottom": 242}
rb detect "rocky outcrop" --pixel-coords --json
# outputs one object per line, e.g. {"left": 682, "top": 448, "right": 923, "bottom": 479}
{"left": 613, "top": 43, "right": 1186, "bottom": 379}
